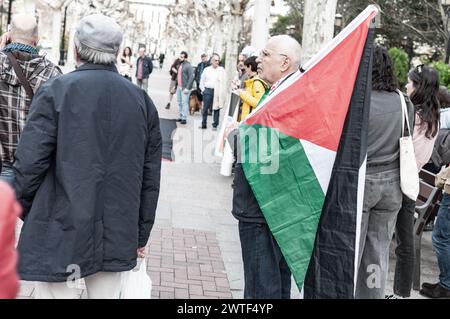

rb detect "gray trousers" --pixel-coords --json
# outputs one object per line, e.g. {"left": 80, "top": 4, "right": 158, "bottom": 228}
{"left": 137, "top": 78, "right": 149, "bottom": 93}
{"left": 356, "top": 168, "right": 402, "bottom": 299}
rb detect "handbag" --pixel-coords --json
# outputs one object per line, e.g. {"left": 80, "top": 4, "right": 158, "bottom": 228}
{"left": 398, "top": 89, "right": 419, "bottom": 201}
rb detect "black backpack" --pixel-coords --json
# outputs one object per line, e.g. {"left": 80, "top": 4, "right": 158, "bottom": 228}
{"left": 431, "top": 129, "right": 450, "bottom": 168}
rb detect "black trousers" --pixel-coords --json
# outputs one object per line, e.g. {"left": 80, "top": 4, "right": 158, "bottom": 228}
{"left": 238, "top": 221, "right": 291, "bottom": 299}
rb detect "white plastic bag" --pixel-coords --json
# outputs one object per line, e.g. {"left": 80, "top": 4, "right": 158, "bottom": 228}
{"left": 120, "top": 258, "right": 152, "bottom": 299}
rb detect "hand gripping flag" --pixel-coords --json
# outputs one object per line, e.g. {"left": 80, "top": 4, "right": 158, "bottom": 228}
{"left": 239, "top": 6, "right": 378, "bottom": 298}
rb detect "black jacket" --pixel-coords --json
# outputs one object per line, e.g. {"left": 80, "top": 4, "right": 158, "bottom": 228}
{"left": 231, "top": 132, "right": 266, "bottom": 224}
{"left": 431, "top": 129, "right": 450, "bottom": 169}
{"left": 13, "top": 63, "right": 162, "bottom": 282}
{"left": 136, "top": 55, "right": 153, "bottom": 79}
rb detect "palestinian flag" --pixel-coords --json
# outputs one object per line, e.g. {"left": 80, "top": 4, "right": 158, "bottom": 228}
{"left": 239, "top": 6, "right": 378, "bottom": 298}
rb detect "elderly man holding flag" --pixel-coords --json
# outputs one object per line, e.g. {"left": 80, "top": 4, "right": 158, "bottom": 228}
{"left": 232, "top": 35, "right": 302, "bottom": 299}
{"left": 233, "top": 6, "right": 379, "bottom": 299}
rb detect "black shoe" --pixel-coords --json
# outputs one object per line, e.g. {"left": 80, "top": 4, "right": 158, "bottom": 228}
{"left": 176, "top": 118, "right": 182, "bottom": 122}
{"left": 180, "top": 120, "right": 187, "bottom": 125}
{"left": 420, "top": 284, "right": 450, "bottom": 298}
{"left": 199, "top": 125, "right": 207, "bottom": 129}
{"left": 422, "top": 282, "right": 441, "bottom": 290}
{"left": 165, "top": 103, "right": 171, "bottom": 109}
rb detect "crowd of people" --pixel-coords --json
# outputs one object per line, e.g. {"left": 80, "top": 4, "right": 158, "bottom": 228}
{"left": 0, "top": 10, "right": 449, "bottom": 300}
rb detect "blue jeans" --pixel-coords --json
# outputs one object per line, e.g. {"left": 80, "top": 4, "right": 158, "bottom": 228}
{"left": 432, "top": 193, "right": 450, "bottom": 290}
{"left": 238, "top": 221, "right": 291, "bottom": 299}
{"left": 0, "top": 165, "right": 14, "bottom": 186}
{"left": 177, "top": 87, "right": 189, "bottom": 121}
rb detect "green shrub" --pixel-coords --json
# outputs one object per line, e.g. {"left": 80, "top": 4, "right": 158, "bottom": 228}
{"left": 388, "top": 47, "right": 409, "bottom": 88}
{"left": 430, "top": 61, "right": 450, "bottom": 90}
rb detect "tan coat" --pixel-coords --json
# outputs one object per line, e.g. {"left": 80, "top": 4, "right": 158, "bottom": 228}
{"left": 436, "top": 166, "right": 450, "bottom": 194}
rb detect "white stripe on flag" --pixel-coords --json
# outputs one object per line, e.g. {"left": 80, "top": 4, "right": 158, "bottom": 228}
{"left": 301, "top": 139, "right": 336, "bottom": 194}
{"left": 354, "top": 156, "right": 367, "bottom": 297}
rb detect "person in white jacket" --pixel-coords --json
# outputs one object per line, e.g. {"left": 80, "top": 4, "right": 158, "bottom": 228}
{"left": 199, "top": 53, "right": 226, "bottom": 130}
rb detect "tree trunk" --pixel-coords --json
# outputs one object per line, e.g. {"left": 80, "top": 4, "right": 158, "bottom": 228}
{"left": 224, "top": 13, "right": 242, "bottom": 89}
{"left": 301, "top": 0, "right": 337, "bottom": 63}
{"left": 51, "top": 8, "right": 62, "bottom": 65}
{"left": 212, "top": 16, "right": 225, "bottom": 56}
{"left": 250, "top": 0, "right": 271, "bottom": 52}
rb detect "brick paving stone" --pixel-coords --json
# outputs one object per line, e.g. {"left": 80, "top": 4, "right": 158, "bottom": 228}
{"left": 211, "top": 261, "right": 225, "bottom": 271}
{"left": 189, "top": 274, "right": 214, "bottom": 282}
{"left": 161, "top": 281, "right": 189, "bottom": 289}
{"left": 203, "top": 291, "right": 233, "bottom": 298}
{"left": 175, "top": 268, "right": 188, "bottom": 280}
{"left": 215, "top": 277, "right": 229, "bottom": 288}
{"left": 160, "top": 291, "right": 175, "bottom": 299}
{"left": 189, "top": 295, "right": 219, "bottom": 299}
{"left": 175, "top": 288, "right": 190, "bottom": 299}
{"left": 161, "top": 272, "right": 174, "bottom": 283}
{"left": 187, "top": 265, "right": 201, "bottom": 276}
{"left": 189, "top": 285, "right": 203, "bottom": 295}
{"left": 200, "top": 271, "right": 227, "bottom": 278}
{"left": 202, "top": 281, "right": 217, "bottom": 292}
{"left": 153, "top": 285, "right": 175, "bottom": 293}
{"left": 200, "top": 263, "right": 213, "bottom": 273}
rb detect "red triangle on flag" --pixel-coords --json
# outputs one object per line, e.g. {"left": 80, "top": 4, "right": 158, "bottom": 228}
{"left": 245, "top": 19, "right": 372, "bottom": 152}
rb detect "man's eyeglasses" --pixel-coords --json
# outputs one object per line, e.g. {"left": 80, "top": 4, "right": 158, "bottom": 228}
{"left": 259, "top": 50, "right": 288, "bottom": 59}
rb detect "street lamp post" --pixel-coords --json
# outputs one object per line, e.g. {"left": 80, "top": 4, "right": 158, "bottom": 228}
{"left": 442, "top": 0, "right": 450, "bottom": 64}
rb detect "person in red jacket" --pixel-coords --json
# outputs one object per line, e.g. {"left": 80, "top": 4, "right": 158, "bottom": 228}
{"left": 0, "top": 180, "right": 20, "bottom": 299}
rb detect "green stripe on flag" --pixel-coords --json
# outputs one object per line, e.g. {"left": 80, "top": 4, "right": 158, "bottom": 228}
{"left": 240, "top": 123, "right": 326, "bottom": 289}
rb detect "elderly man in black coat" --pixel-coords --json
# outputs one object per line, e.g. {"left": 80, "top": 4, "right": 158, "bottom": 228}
{"left": 13, "top": 14, "right": 162, "bottom": 298}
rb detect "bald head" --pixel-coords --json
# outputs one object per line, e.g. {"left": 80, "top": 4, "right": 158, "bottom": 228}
{"left": 10, "top": 14, "right": 39, "bottom": 47}
{"left": 256, "top": 35, "right": 302, "bottom": 86}
{"left": 267, "top": 35, "right": 302, "bottom": 69}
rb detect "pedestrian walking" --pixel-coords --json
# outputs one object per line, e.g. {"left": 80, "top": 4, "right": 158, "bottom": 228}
{"left": 199, "top": 53, "right": 226, "bottom": 130}
{"left": 13, "top": 14, "right": 162, "bottom": 299}
{"left": 136, "top": 47, "right": 153, "bottom": 92}
{"left": 176, "top": 51, "right": 194, "bottom": 125}
{"left": 0, "top": 13, "right": 61, "bottom": 185}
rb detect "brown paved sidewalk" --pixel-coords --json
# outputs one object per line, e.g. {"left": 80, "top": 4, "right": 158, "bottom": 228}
{"left": 147, "top": 226, "right": 232, "bottom": 299}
